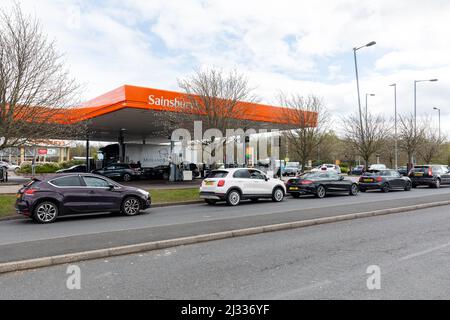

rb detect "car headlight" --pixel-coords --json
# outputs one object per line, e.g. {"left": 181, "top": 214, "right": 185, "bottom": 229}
{"left": 137, "top": 189, "right": 150, "bottom": 198}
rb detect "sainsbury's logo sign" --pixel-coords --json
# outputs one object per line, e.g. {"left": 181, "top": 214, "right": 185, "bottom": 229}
{"left": 148, "top": 95, "right": 192, "bottom": 109}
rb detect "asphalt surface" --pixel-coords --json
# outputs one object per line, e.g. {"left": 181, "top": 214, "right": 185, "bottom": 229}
{"left": 1, "top": 204, "right": 450, "bottom": 299}
{"left": 1, "top": 186, "right": 450, "bottom": 263}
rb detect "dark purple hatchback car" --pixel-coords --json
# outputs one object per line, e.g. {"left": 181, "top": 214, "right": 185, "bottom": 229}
{"left": 15, "top": 173, "right": 151, "bottom": 224}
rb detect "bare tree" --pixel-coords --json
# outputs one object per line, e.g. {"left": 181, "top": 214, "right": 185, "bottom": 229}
{"left": 278, "top": 93, "right": 329, "bottom": 172}
{"left": 178, "top": 68, "right": 257, "bottom": 165}
{"left": 0, "top": 3, "right": 84, "bottom": 151}
{"left": 417, "top": 125, "right": 444, "bottom": 164}
{"left": 342, "top": 112, "right": 391, "bottom": 166}
{"left": 398, "top": 113, "right": 427, "bottom": 167}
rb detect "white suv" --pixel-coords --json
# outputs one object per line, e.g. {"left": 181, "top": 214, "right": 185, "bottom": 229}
{"left": 311, "top": 164, "right": 341, "bottom": 174}
{"left": 200, "top": 168, "right": 286, "bottom": 206}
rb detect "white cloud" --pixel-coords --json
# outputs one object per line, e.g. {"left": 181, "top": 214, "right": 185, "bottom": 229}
{"left": 9, "top": 0, "right": 450, "bottom": 137}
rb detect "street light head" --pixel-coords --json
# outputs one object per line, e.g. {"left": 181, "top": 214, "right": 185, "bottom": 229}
{"left": 430, "top": 79, "right": 438, "bottom": 82}
{"left": 433, "top": 107, "right": 440, "bottom": 110}
{"left": 389, "top": 83, "right": 396, "bottom": 87}
{"left": 366, "top": 41, "right": 377, "bottom": 47}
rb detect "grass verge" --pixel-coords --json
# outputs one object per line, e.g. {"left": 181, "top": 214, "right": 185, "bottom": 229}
{"left": 0, "top": 195, "right": 16, "bottom": 219}
{"left": 149, "top": 188, "right": 200, "bottom": 204}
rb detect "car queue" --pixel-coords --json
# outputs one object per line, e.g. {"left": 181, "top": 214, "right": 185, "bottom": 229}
{"left": 200, "top": 163, "right": 450, "bottom": 207}
{"left": 14, "top": 162, "right": 450, "bottom": 223}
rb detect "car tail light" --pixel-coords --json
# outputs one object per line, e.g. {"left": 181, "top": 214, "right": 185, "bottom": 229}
{"left": 301, "top": 180, "right": 313, "bottom": 185}
{"left": 359, "top": 177, "right": 364, "bottom": 182}
{"left": 428, "top": 167, "right": 433, "bottom": 176}
{"left": 217, "top": 180, "right": 226, "bottom": 187}
{"left": 24, "top": 189, "right": 37, "bottom": 195}
{"left": 376, "top": 177, "right": 383, "bottom": 182}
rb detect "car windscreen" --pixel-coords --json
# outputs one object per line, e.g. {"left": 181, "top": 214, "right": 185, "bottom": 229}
{"left": 208, "top": 171, "right": 229, "bottom": 178}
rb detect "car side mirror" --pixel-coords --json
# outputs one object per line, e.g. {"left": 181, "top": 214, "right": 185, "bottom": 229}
{"left": 265, "top": 177, "right": 270, "bottom": 181}
{"left": 340, "top": 176, "right": 345, "bottom": 181}
{"left": 108, "top": 184, "right": 115, "bottom": 190}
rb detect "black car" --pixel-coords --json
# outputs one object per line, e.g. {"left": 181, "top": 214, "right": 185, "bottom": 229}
{"left": 56, "top": 165, "right": 87, "bottom": 174}
{"left": 15, "top": 173, "right": 151, "bottom": 224}
{"left": 359, "top": 169, "right": 412, "bottom": 193}
{"left": 397, "top": 166, "right": 408, "bottom": 176}
{"left": 143, "top": 165, "right": 171, "bottom": 180}
{"left": 286, "top": 172, "right": 359, "bottom": 199}
{"left": 92, "top": 163, "right": 142, "bottom": 182}
{"left": 408, "top": 165, "right": 450, "bottom": 188}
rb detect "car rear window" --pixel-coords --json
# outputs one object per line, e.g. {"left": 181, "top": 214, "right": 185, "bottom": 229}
{"left": 412, "top": 166, "right": 429, "bottom": 173}
{"left": 208, "top": 171, "right": 229, "bottom": 178}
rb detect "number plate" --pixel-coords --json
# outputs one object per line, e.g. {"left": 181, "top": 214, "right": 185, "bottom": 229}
{"left": 205, "top": 181, "right": 215, "bottom": 186}
{"left": 414, "top": 172, "right": 424, "bottom": 177}
{"left": 289, "top": 187, "right": 299, "bottom": 191}
{"left": 364, "top": 179, "right": 373, "bottom": 183}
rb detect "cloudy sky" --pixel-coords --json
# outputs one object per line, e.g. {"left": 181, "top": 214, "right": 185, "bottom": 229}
{"left": 9, "top": 0, "right": 450, "bottom": 135}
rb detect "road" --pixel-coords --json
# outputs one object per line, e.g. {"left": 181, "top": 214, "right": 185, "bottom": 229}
{"left": 1, "top": 204, "right": 450, "bottom": 299}
{"left": 1, "top": 186, "right": 450, "bottom": 263}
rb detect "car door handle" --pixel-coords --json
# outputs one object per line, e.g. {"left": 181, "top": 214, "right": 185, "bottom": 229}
{"left": 89, "top": 190, "right": 95, "bottom": 194}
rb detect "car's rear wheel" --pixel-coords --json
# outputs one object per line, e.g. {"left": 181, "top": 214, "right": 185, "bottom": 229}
{"left": 381, "top": 183, "right": 390, "bottom": 193}
{"left": 121, "top": 197, "right": 142, "bottom": 216}
{"left": 33, "top": 201, "right": 59, "bottom": 224}
{"left": 272, "top": 188, "right": 284, "bottom": 202}
{"left": 316, "top": 185, "right": 326, "bottom": 198}
{"left": 349, "top": 183, "right": 359, "bottom": 196}
{"left": 205, "top": 199, "right": 216, "bottom": 205}
{"left": 404, "top": 181, "right": 412, "bottom": 191}
{"left": 434, "top": 179, "right": 441, "bottom": 189}
{"left": 226, "top": 190, "right": 241, "bottom": 206}
{"left": 123, "top": 173, "right": 132, "bottom": 182}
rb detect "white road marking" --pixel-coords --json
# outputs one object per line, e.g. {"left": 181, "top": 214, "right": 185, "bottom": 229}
{"left": 399, "top": 242, "right": 450, "bottom": 261}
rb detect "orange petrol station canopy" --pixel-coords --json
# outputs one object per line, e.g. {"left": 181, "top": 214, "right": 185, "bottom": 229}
{"left": 66, "top": 85, "right": 317, "bottom": 141}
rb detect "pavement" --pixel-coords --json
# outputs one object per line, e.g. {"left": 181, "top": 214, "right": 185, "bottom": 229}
{"left": 1, "top": 186, "right": 450, "bottom": 263}
{"left": 1, "top": 204, "right": 450, "bottom": 299}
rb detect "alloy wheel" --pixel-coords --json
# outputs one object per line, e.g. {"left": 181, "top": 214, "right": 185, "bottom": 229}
{"left": 350, "top": 184, "right": 359, "bottom": 195}
{"left": 317, "top": 186, "right": 326, "bottom": 198}
{"left": 35, "top": 203, "right": 58, "bottom": 223}
{"left": 227, "top": 191, "right": 241, "bottom": 206}
{"left": 435, "top": 179, "right": 441, "bottom": 189}
{"left": 123, "top": 198, "right": 140, "bottom": 215}
{"left": 123, "top": 174, "right": 131, "bottom": 182}
{"left": 273, "top": 188, "right": 284, "bottom": 202}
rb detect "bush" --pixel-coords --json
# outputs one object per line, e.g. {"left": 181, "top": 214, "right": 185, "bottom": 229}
{"left": 19, "top": 162, "right": 61, "bottom": 174}
{"left": 340, "top": 167, "right": 349, "bottom": 174}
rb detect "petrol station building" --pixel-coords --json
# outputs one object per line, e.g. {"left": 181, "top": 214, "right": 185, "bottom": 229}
{"left": 66, "top": 85, "right": 317, "bottom": 176}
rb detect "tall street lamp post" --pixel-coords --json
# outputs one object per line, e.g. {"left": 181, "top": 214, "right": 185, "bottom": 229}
{"left": 365, "top": 93, "right": 375, "bottom": 125}
{"left": 413, "top": 79, "right": 438, "bottom": 164}
{"left": 353, "top": 41, "right": 376, "bottom": 166}
{"left": 389, "top": 84, "right": 398, "bottom": 170}
{"left": 433, "top": 107, "right": 441, "bottom": 140}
